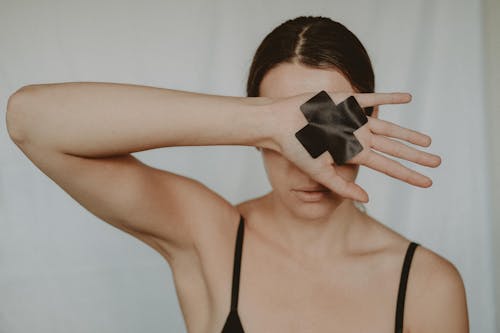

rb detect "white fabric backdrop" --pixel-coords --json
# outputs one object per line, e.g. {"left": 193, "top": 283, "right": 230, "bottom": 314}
{"left": 0, "top": 0, "right": 494, "bottom": 332}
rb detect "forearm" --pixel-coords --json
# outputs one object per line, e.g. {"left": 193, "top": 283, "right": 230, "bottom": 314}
{"left": 6, "top": 82, "right": 277, "bottom": 157}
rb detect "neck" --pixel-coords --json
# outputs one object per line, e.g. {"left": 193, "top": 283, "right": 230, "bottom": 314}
{"left": 264, "top": 191, "right": 366, "bottom": 262}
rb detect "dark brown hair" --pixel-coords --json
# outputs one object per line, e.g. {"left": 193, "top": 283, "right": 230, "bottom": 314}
{"left": 246, "top": 16, "right": 375, "bottom": 116}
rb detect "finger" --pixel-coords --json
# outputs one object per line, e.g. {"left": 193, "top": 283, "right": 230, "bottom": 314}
{"left": 314, "top": 165, "right": 369, "bottom": 203}
{"left": 367, "top": 117, "right": 432, "bottom": 147}
{"left": 371, "top": 134, "right": 442, "bottom": 167}
{"left": 362, "top": 150, "right": 433, "bottom": 187}
{"left": 353, "top": 92, "right": 412, "bottom": 108}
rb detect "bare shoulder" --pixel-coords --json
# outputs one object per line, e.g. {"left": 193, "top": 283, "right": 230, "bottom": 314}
{"left": 407, "top": 244, "right": 469, "bottom": 333}
{"left": 361, "top": 215, "right": 469, "bottom": 332}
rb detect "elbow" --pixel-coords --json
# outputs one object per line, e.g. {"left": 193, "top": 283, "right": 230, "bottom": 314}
{"left": 6, "top": 85, "right": 39, "bottom": 144}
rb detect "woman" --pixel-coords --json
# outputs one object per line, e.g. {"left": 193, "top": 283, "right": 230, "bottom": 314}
{"left": 6, "top": 16, "right": 468, "bottom": 333}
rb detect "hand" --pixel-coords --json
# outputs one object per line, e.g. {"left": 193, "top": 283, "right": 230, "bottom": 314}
{"left": 267, "top": 90, "right": 442, "bottom": 203}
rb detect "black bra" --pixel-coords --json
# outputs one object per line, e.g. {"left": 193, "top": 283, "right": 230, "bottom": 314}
{"left": 221, "top": 214, "right": 419, "bottom": 333}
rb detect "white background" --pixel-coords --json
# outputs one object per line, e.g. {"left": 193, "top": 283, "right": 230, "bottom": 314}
{"left": 0, "top": 0, "right": 495, "bottom": 332}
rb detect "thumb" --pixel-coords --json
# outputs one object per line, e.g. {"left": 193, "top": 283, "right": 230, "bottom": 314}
{"left": 318, "top": 167, "right": 369, "bottom": 203}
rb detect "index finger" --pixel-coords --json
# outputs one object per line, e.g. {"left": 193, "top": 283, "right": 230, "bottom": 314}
{"left": 353, "top": 92, "right": 412, "bottom": 108}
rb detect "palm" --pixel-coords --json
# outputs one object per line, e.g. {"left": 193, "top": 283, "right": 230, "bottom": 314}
{"left": 271, "top": 91, "right": 442, "bottom": 203}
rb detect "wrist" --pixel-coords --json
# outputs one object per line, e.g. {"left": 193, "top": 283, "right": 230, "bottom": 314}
{"left": 245, "top": 97, "right": 280, "bottom": 152}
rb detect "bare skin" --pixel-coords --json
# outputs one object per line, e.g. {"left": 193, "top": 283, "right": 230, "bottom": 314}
{"left": 6, "top": 62, "right": 468, "bottom": 332}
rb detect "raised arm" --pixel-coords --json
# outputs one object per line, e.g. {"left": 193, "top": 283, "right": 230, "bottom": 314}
{"left": 5, "top": 83, "right": 440, "bottom": 263}
{"left": 6, "top": 82, "right": 277, "bottom": 155}
{"left": 6, "top": 82, "right": 277, "bottom": 264}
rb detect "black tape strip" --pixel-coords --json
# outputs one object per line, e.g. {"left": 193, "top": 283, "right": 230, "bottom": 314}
{"left": 294, "top": 90, "right": 368, "bottom": 165}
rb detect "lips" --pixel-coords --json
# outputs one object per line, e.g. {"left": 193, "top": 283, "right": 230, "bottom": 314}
{"left": 292, "top": 188, "right": 329, "bottom": 202}
{"left": 294, "top": 187, "right": 330, "bottom": 192}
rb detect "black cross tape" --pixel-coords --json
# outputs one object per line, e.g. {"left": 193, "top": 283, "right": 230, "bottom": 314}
{"left": 294, "top": 90, "right": 368, "bottom": 165}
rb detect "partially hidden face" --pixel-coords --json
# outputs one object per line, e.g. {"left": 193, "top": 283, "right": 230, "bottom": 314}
{"left": 258, "top": 61, "right": 378, "bottom": 214}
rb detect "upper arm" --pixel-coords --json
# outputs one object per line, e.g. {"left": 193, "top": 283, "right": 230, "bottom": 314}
{"left": 10, "top": 138, "right": 240, "bottom": 264}
{"left": 412, "top": 250, "right": 469, "bottom": 333}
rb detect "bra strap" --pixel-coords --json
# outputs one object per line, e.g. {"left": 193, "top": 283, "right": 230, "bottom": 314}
{"left": 230, "top": 214, "right": 245, "bottom": 310}
{"left": 395, "top": 241, "right": 419, "bottom": 333}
